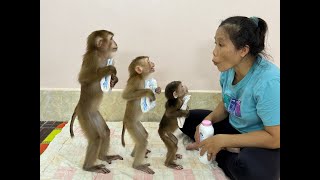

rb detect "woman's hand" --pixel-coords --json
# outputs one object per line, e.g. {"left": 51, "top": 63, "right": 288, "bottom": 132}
{"left": 197, "top": 134, "right": 225, "bottom": 161}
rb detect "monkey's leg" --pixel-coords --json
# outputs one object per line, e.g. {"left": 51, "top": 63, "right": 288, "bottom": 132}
{"left": 131, "top": 144, "right": 136, "bottom": 157}
{"left": 137, "top": 121, "right": 151, "bottom": 157}
{"left": 131, "top": 121, "right": 150, "bottom": 158}
{"left": 168, "top": 133, "right": 182, "bottom": 159}
{"left": 97, "top": 112, "right": 123, "bottom": 163}
{"left": 168, "top": 133, "right": 178, "bottom": 145}
{"left": 161, "top": 132, "right": 183, "bottom": 170}
{"left": 131, "top": 144, "right": 151, "bottom": 158}
{"left": 137, "top": 121, "right": 149, "bottom": 138}
{"left": 83, "top": 140, "right": 110, "bottom": 173}
{"left": 127, "top": 125, "right": 155, "bottom": 174}
{"left": 79, "top": 113, "right": 110, "bottom": 174}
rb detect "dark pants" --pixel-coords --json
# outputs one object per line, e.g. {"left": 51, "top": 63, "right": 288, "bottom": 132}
{"left": 179, "top": 109, "right": 280, "bottom": 180}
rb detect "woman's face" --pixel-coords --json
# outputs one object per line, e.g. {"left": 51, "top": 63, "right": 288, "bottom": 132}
{"left": 212, "top": 27, "right": 243, "bottom": 72}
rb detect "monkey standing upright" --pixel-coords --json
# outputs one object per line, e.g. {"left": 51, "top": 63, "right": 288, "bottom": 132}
{"left": 121, "top": 56, "right": 161, "bottom": 174}
{"left": 69, "top": 30, "right": 123, "bottom": 174}
{"left": 158, "top": 81, "right": 189, "bottom": 170}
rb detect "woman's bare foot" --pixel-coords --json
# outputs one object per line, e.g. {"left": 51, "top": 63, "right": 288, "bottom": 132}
{"left": 186, "top": 142, "right": 199, "bottom": 150}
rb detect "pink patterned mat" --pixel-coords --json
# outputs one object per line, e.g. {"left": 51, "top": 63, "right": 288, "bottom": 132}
{"left": 40, "top": 120, "right": 229, "bottom": 180}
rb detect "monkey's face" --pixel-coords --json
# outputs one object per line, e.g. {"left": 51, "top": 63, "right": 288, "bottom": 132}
{"left": 140, "top": 57, "right": 155, "bottom": 74}
{"left": 174, "top": 83, "right": 188, "bottom": 98}
{"left": 108, "top": 34, "right": 118, "bottom": 52}
{"left": 105, "top": 34, "right": 118, "bottom": 57}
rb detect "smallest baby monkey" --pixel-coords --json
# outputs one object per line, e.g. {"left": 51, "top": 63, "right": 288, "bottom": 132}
{"left": 158, "top": 81, "right": 189, "bottom": 170}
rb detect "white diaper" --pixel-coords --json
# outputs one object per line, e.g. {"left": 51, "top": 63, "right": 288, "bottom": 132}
{"left": 141, "top": 78, "right": 158, "bottom": 113}
{"left": 100, "top": 58, "right": 114, "bottom": 93}
{"left": 177, "top": 94, "right": 191, "bottom": 128}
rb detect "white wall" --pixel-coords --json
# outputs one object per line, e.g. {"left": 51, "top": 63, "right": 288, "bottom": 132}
{"left": 40, "top": 0, "right": 280, "bottom": 91}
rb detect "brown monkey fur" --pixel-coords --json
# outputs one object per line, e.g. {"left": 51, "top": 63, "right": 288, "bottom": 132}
{"left": 158, "top": 81, "right": 189, "bottom": 170}
{"left": 121, "top": 56, "right": 161, "bottom": 174}
{"left": 69, "top": 30, "right": 123, "bottom": 174}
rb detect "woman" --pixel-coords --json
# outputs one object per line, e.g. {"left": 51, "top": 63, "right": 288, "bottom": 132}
{"left": 180, "top": 16, "right": 280, "bottom": 180}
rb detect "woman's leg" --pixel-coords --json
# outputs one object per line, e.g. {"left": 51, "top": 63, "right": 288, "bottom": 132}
{"left": 181, "top": 111, "right": 280, "bottom": 179}
{"left": 212, "top": 120, "right": 280, "bottom": 180}
{"left": 216, "top": 147, "right": 280, "bottom": 180}
{"left": 179, "top": 109, "right": 212, "bottom": 141}
{"left": 179, "top": 109, "right": 238, "bottom": 140}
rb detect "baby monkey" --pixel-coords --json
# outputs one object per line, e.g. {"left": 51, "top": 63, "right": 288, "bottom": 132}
{"left": 121, "top": 56, "right": 161, "bottom": 174}
{"left": 158, "top": 81, "right": 189, "bottom": 170}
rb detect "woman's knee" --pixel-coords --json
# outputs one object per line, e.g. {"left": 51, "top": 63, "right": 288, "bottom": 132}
{"left": 229, "top": 148, "right": 280, "bottom": 180}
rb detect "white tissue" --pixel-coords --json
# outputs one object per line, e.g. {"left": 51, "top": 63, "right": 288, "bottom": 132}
{"left": 100, "top": 59, "right": 114, "bottom": 93}
{"left": 141, "top": 78, "right": 157, "bottom": 113}
{"left": 177, "top": 94, "right": 191, "bottom": 128}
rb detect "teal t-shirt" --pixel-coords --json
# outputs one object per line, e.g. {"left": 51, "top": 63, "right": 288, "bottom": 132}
{"left": 220, "top": 56, "right": 280, "bottom": 133}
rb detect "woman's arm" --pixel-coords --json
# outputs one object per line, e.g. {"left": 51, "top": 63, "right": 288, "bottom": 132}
{"left": 219, "top": 125, "right": 280, "bottom": 149}
{"left": 194, "top": 101, "right": 229, "bottom": 143}
{"left": 205, "top": 101, "right": 229, "bottom": 123}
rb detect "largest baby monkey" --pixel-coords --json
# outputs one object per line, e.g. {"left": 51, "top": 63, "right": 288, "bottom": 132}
{"left": 69, "top": 30, "right": 123, "bottom": 174}
{"left": 121, "top": 56, "right": 161, "bottom": 174}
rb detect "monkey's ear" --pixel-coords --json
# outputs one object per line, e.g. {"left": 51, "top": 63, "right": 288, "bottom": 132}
{"left": 173, "top": 91, "right": 178, "bottom": 99}
{"left": 135, "top": 66, "right": 143, "bottom": 74}
{"left": 95, "top": 36, "right": 104, "bottom": 48}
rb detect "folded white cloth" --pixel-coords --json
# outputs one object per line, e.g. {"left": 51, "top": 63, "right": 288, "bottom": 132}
{"left": 100, "top": 58, "right": 114, "bottom": 93}
{"left": 141, "top": 78, "right": 157, "bottom": 113}
{"left": 177, "top": 94, "right": 191, "bottom": 128}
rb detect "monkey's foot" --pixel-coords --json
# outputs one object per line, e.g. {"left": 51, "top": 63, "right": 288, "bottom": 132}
{"left": 145, "top": 149, "right": 151, "bottom": 158}
{"left": 134, "top": 164, "right": 154, "bottom": 174}
{"left": 175, "top": 154, "right": 182, "bottom": 160}
{"left": 84, "top": 164, "right": 110, "bottom": 174}
{"left": 166, "top": 163, "right": 183, "bottom": 170}
{"left": 99, "top": 155, "right": 123, "bottom": 164}
{"left": 186, "top": 142, "right": 199, "bottom": 151}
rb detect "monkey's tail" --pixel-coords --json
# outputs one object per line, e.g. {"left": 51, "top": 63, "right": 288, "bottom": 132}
{"left": 121, "top": 122, "right": 126, "bottom": 147}
{"left": 70, "top": 106, "right": 78, "bottom": 138}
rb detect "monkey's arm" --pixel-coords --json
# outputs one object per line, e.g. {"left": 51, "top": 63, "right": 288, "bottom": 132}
{"left": 97, "top": 65, "right": 117, "bottom": 78}
{"left": 122, "top": 89, "right": 155, "bottom": 101}
{"left": 165, "top": 109, "right": 189, "bottom": 118}
{"left": 78, "top": 65, "right": 117, "bottom": 84}
{"left": 79, "top": 69, "right": 98, "bottom": 84}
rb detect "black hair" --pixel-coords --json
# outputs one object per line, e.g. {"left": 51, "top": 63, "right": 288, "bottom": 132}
{"left": 219, "top": 16, "right": 269, "bottom": 58}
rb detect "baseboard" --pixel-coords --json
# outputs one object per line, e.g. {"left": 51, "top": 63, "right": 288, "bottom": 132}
{"left": 40, "top": 89, "right": 221, "bottom": 122}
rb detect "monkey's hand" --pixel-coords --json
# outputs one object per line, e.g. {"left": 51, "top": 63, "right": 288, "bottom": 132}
{"left": 186, "top": 106, "right": 191, "bottom": 117}
{"left": 110, "top": 74, "right": 118, "bottom": 88}
{"left": 147, "top": 89, "right": 156, "bottom": 101}
{"left": 180, "top": 110, "right": 190, "bottom": 117}
{"left": 97, "top": 65, "right": 117, "bottom": 78}
{"left": 155, "top": 87, "right": 161, "bottom": 94}
{"left": 185, "top": 109, "right": 190, "bottom": 118}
